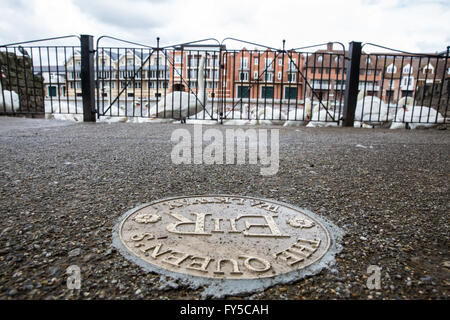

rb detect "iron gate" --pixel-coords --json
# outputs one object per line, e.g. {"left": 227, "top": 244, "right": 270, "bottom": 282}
{"left": 1, "top": 35, "right": 448, "bottom": 128}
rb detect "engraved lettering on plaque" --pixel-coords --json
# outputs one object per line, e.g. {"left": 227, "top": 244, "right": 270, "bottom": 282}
{"left": 161, "top": 250, "right": 190, "bottom": 267}
{"left": 117, "top": 195, "right": 331, "bottom": 280}
{"left": 166, "top": 212, "right": 212, "bottom": 236}
{"left": 186, "top": 255, "right": 213, "bottom": 273}
{"left": 240, "top": 256, "right": 271, "bottom": 272}
{"left": 239, "top": 215, "right": 290, "bottom": 238}
{"left": 214, "top": 259, "right": 243, "bottom": 275}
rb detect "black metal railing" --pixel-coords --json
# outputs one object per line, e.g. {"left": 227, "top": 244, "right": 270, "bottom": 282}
{"left": 1, "top": 35, "right": 448, "bottom": 128}
{"left": 353, "top": 43, "right": 450, "bottom": 127}
{"left": 0, "top": 36, "right": 81, "bottom": 117}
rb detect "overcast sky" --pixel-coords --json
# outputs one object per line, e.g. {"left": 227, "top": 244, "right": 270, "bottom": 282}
{"left": 0, "top": 0, "right": 449, "bottom": 53}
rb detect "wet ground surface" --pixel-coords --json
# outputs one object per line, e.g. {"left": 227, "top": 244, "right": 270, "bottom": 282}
{"left": 0, "top": 117, "right": 449, "bottom": 300}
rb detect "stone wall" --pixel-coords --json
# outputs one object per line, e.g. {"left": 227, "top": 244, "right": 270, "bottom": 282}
{"left": 0, "top": 51, "right": 45, "bottom": 114}
{"left": 415, "top": 77, "right": 449, "bottom": 116}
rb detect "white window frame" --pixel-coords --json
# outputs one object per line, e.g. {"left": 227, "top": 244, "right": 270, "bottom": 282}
{"left": 387, "top": 64, "right": 397, "bottom": 74}
{"left": 403, "top": 64, "right": 413, "bottom": 74}
{"left": 277, "top": 71, "right": 282, "bottom": 80}
{"left": 264, "top": 72, "right": 273, "bottom": 82}
{"left": 241, "top": 57, "right": 248, "bottom": 69}
{"left": 288, "top": 73, "right": 296, "bottom": 83}
{"left": 239, "top": 72, "right": 248, "bottom": 81}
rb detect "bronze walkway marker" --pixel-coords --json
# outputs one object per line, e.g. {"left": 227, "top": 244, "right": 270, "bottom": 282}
{"left": 113, "top": 195, "right": 343, "bottom": 297}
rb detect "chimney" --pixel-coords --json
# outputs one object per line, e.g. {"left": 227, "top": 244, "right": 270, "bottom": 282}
{"left": 327, "top": 42, "right": 333, "bottom": 51}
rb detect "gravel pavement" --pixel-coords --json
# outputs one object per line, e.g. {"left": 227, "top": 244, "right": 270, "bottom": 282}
{"left": 0, "top": 117, "right": 449, "bottom": 300}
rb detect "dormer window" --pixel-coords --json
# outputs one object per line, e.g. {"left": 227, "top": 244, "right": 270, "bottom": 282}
{"left": 403, "top": 64, "right": 413, "bottom": 74}
{"left": 423, "top": 63, "right": 434, "bottom": 75}
{"left": 366, "top": 57, "right": 371, "bottom": 64}
{"left": 386, "top": 63, "right": 397, "bottom": 74}
{"left": 317, "top": 55, "right": 323, "bottom": 62}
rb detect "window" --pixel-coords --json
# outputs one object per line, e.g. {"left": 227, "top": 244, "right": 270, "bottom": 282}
{"left": 254, "top": 71, "right": 258, "bottom": 79}
{"left": 261, "top": 86, "right": 274, "bottom": 99}
{"left": 264, "top": 72, "right": 273, "bottom": 82}
{"left": 237, "top": 86, "right": 250, "bottom": 98}
{"left": 278, "top": 58, "right": 282, "bottom": 66}
{"left": 189, "top": 70, "right": 198, "bottom": 78}
{"left": 254, "top": 57, "right": 259, "bottom": 65}
{"left": 264, "top": 58, "right": 273, "bottom": 69}
{"left": 189, "top": 58, "right": 198, "bottom": 66}
{"left": 367, "top": 69, "right": 372, "bottom": 75}
{"left": 277, "top": 71, "right": 282, "bottom": 80}
{"left": 401, "top": 90, "right": 413, "bottom": 97}
{"left": 175, "top": 55, "right": 181, "bottom": 63}
{"left": 284, "top": 87, "right": 297, "bottom": 99}
{"left": 239, "top": 72, "right": 248, "bottom": 81}
{"left": 366, "top": 57, "right": 371, "bottom": 64}
{"left": 402, "top": 76, "right": 414, "bottom": 87}
{"left": 403, "top": 64, "right": 413, "bottom": 74}
{"left": 289, "top": 58, "right": 296, "bottom": 70}
{"left": 334, "top": 56, "right": 340, "bottom": 63}
{"left": 241, "top": 57, "right": 248, "bottom": 69}
{"left": 387, "top": 64, "right": 397, "bottom": 74}
{"left": 385, "top": 90, "right": 394, "bottom": 100}
{"left": 423, "top": 65, "right": 433, "bottom": 75}
{"left": 317, "top": 55, "right": 323, "bottom": 62}
{"left": 287, "top": 73, "right": 296, "bottom": 83}
{"left": 127, "top": 58, "right": 134, "bottom": 66}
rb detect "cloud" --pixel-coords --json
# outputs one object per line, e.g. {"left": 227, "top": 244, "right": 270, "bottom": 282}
{"left": 72, "top": 0, "right": 167, "bottom": 30}
{"left": 0, "top": 0, "right": 448, "bottom": 53}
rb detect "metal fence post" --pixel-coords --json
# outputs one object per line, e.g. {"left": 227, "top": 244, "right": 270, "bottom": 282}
{"left": 342, "top": 41, "right": 362, "bottom": 126}
{"left": 80, "top": 34, "right": 96, "bottom": 122}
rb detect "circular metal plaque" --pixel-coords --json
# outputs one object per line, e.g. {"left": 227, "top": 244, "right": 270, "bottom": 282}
{"left": 115, "top": 195, "right": 332, "bottom": 281}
